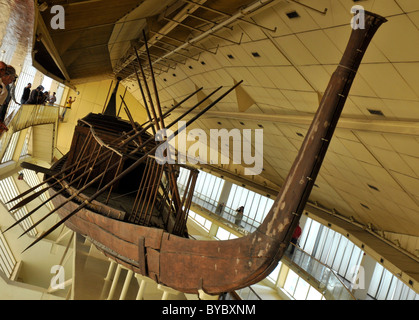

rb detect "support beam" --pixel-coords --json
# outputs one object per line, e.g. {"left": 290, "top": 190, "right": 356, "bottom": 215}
{"left": 170, "top": 110, "right": 419, "bottom": 135}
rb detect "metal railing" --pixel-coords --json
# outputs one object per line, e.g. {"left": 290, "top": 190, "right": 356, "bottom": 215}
{"left": 285, "top": 243, "right": 356, "bottom": 300}
{"left": 178, "top": 184, "right": 261, "bottom": 233}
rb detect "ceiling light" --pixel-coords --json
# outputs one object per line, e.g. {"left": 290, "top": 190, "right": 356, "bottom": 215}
{"left": 361, "top": 203, "right": 370, "bottom": 210}
{"left": 286, "top": 11, "right": 300, "bottom": 19}
{"left": 368, "top": 184, "right": 380, "bottom": 191}
{"left": 368, "top": 109, "right": 384, "bottom": 116}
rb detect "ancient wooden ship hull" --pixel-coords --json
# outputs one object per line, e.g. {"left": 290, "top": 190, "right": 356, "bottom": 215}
{"left": 7, "top": 11, "right": 386, "bottom": 295}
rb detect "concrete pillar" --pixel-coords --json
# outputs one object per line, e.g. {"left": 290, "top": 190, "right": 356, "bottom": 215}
{"left": 119, "top": 269, "right": 134, "bottom": 300}
{"left": 198, "top": 289, "right": 219, "bottom": 300}
{"left": 135, "top": 274, "right": 155, "bottom": 300}
{"left": 157, "top": 284, "right": 180, "bottom": 300}
{"left": 215, "top": 181, "right": 232, "bottom": 216}
{"left": 100, "top": 260, "right": 116, "bottom": 299}
{"left": 106, "top": 264, "right": 122, "bottom": 300}
{"left": 104, "top": 260, "right": 116, "bottom": 281}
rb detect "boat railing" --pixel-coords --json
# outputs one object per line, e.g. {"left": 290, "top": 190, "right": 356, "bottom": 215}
{"left": 285, "top": 243, "right": 356, "bottom": 300}
{"left": 0, "top": 104, "right": 59, "bottom": 161}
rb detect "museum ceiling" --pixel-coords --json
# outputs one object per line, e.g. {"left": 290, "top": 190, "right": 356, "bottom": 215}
{"left": 33, "top": 0, "right": 419, "bottom": 254}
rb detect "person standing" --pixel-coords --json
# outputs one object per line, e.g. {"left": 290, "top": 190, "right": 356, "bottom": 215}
{"left": 48, "top": 92, "right": 57, "bottom": 106}
{"left": 60, "top": 96, "right": 76, "bottom": 121}
{"left": 290, "top": 223, "right": 302, "bottom": 254}
{"left": 21, "top": 83, "right": 31, "bottom": 104}
{"left": 26, "top": 85, "right": 44, "bottom": 104}
{"left": 216, "top": 202, "right": 225, "bottom": 215}
{"left": 0, "top": 61, "right": 6, "bottom": 78}
{"left": 235, "top": 206, "right": 244, "bottom": 227}
{"left": 0, "top": 65, "right": 17, "bottom": 122}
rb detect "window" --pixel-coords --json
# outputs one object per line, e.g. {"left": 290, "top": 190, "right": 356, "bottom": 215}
{"left": 19, "top": 127, "right": 32, "bottom": 157}
{"left": 283, "top": 269, "right": 323, "bottom": 300}
{"left": 0, "top": 177, "right": 37, "bottom": 236}
{"left": 215, "top": 227, "right": 231, "bottom": 240}
{"left": 226, "top": 183, "right": 272, "bottom": 228}
{"left": 368, "top": 264, "right": 419, "bottom": 300}
{"left": 21, "top": 169, "right": 54, "bottom": 211}
{"left": 300, "top": 217, "right": 364, "bottom": 284}
{"left": 8, "top": 55, "right": 37, "bottom": 116}
{"left": 41, "top": 75, "right": 53, "bottom": 91}
{"left": 307, "top": 286, "right": 323, "bottom": 300}
{"left": 0, "top": 233, "right": 16, "bottom": 278}
{"left": 189, "top": 210, "right": 212, "bottom": 232}
{"left": 294, "top": 277, "right": 310, "bottom": 300}
{"left": 1, "top": 131, "right": 20, "bottom": 163}
{"left": 283, "top": 269, "right": 299, "bottom": 296}
{"left": 267, "top": 262, "right": 282, "bottom": 284}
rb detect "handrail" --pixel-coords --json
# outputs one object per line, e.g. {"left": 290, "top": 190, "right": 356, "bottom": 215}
{"left": 285, "top": 243, "right": 356, "bottom": 300}
{"left": 178, "top": 183, "right": 261, "bottom": 232}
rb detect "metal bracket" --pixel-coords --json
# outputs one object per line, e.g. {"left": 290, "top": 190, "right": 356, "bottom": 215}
{"left": 288, "top": 0, "right": 328, "bottom": 15}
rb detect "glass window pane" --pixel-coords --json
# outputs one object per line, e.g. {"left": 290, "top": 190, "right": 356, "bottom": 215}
{"left": 320, "top": 230, "right": 335, "bottom": 264}
{"left": 254, "top": 196, "right": 268, "bottom": 223}
{"left": 216, "top": 227, "right": 230, "bottom": 240}
{"left": 303, "top": 220, "right": 321, "bottom": 255}
{"left": 326, "top": 234, "right": 341, "bottom": 267}
{"left": 307, "top": 286, "right": 323, "bottom": 300}
{"left": 204, "top": 219, "right": 212, "bottom": 231}
{"left": 368, "top": 263, "right": 383, "bottom": 298}
{"left": 338, "top": 242, "right": 353, "bottom": 276}
{"left": 267, "top": 262, "right": 282, "bottom": 284}
{"left": 238, "top": 187, "right": 249, "bottom": 208}
{"left": 284, "top": 269, "right": 299, "bottom": 296}
{"left": 294, "top": 278, "right": 310, "bottom": 300}
{"left": 376, "top": 270, "right": 393, "bottom": 300}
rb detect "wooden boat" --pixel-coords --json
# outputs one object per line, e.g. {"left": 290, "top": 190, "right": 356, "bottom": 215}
{"left": 7, "top": 11, "right": 386, "bottom": 295}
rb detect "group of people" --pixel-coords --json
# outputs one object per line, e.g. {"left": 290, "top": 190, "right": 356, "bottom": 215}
{"left": 0, "top": 59, "right": 61, "bottom": 129}
{"left": 21, "top": 83, "right": 57, "bottom": 106}
{"left": 0, "top": 61, "right": 18, "bottom": 124}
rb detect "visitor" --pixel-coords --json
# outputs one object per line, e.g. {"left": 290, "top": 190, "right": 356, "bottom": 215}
{"left": 60, "top": 96, "right": 76, "bottom": 121}
{"left": 0, "top": 65, "right": 17, "bottom": 122}
{"left": 290, "top": 223, "right": 302, "bottom": 254}
{"left": 48, "top": 92, "right": 56, "bottom": 106}
{"left": 235, "top": 205, "right": 244, "bottom": 227}
{"left": 21, "top": 83, "right": 31, "bottom": 104}
{"left": 26, "top": 85, "right": 44, "bottom": 104}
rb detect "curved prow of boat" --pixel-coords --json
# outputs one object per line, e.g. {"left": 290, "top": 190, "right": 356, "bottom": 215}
{"left": 8, "top": 11, "right": 387, "bottom": 296}
{"left": 152, "top": 11, "right": 388, "bottom": 294}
